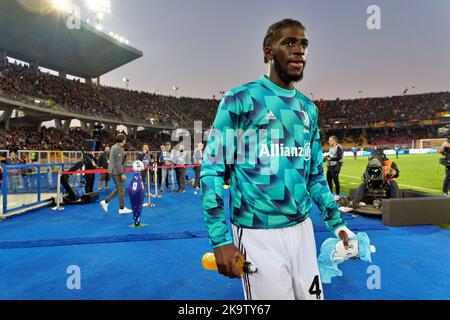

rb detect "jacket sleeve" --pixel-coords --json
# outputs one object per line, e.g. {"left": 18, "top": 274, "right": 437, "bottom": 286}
{"left": 200, "top": 92, "right": 241, "bottom": 249}
{"left": 390, "top": 161, "right": 400, "bottom": 178}
{"left": 306, "top": 106, "right": 347, "bottom": 235}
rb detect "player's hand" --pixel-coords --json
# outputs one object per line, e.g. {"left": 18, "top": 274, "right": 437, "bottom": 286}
{"left": 121, "top": 174, "right": 126, "bottom": 182}
{"left": 213, "top": 243, "right": 245, "bottom": 279}
{"left": 338, "top": 230, "right": 359, "bottom": 260}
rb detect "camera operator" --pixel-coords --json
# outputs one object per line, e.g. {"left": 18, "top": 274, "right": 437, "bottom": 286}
{"left": 353, "top": 149, "right": 400, "bottom": 204}
{"left": 438, "top": 140, "right": 450, "bottom": 196}
{"left": 324, "top": 136, "right": 344, "bottom": 201}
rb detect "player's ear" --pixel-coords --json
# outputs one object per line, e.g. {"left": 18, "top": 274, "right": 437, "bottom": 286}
{"left": 264, "top": 47, "right": 273, "bottom": 63}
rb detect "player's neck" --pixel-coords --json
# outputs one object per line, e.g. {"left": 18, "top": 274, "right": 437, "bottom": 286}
{"left": 267, "top": 68, "right": 295, "bottom": 90}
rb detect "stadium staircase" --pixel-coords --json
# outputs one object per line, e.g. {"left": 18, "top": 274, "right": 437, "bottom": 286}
{"left": 95, "top": 89, "right": 189, "bottom": 128}
{"left": 93, "top": 90, "right": 128, "bottom": 123}
{"left": 167, "top": 108, "right": 192, "bottom": 128}
{"left": 115, "top": 106, "right": 135, "bottom": 123}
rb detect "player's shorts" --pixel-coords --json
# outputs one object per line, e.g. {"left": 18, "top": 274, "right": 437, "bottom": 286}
{"left": 232, "top": 218, "right": 324, "bottom": 300}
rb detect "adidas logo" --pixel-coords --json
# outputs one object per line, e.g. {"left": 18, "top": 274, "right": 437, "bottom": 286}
{"left": 266, "top": 111, "right": 277, "bottom": 121}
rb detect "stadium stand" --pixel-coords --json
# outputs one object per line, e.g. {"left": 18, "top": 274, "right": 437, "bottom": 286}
{"left": 316, "top": 92, "right": 450, "bottom": 127}
{"left": 0, "top": 125, "right": 170, "bottom": 152}
{"left": 1, "top": 60, "right": 449, "bottom": 152}
{"left": 0, "top": 61, "right": 219, "bottom": 128}
{"left": 1, "top": 61, "right": 448, "bottom": 151}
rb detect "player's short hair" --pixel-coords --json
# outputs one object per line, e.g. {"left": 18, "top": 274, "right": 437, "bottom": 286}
{"left": 116, "top": 134, "right": 127, "bottom": 143}
{"left": 329, "top": 136, "right": 338, "bottom": 143}
{"left": 263, "top": 18, "right": 306, "bottom": 63}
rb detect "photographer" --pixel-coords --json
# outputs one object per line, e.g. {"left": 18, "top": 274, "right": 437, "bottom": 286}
{"left": 353, "top": 149, "right": 400, "bottom": 204}
{"left": 438, "top": 140, "right": 450, "bottom": 196}
{"left": 324, "top": 136, "right": 344, "bottom": 201}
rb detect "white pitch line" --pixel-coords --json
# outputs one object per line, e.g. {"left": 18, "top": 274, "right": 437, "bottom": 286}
{"left": 339, "top": 174, "right": 442, "bottom": 193}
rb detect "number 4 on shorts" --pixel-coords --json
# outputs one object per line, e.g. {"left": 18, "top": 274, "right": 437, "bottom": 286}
{"left": 309, "top": 275, "right": 322, "bottom": 299}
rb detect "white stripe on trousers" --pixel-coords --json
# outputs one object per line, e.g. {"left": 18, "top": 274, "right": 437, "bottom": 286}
{"left": 232, "top": 219, "right": 324, "bottom": 300}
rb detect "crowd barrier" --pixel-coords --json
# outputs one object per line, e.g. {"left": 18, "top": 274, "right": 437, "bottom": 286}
{"left": 52, "top": 163, "right": 202, "bottom": 211}
{"left": 0, "top": 162, "right": 201, "bottom": 216}
{"left": 1, "top": 146, "right": 440, "bottom": 216}
{"left": 1, "top": 163, "right": 67, "bottom": 215}
{"left": 0, "top": 150, "right": 149, "bottom": 166}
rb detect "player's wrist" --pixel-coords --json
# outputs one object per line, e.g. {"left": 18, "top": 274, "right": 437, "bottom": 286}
{"left": 212, "top": 240, "right": 234, "bottom": 249}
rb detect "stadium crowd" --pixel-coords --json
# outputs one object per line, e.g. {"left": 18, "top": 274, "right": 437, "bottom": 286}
{"left": 1, "top": 60, "right": 449, "bottom": 153}
{"left": 0, "top": 126, "right": 170, "bottom": 152}
{"left": 0, "top": 61, "right": 218, "bottom": 126}
{"left": 1, "top": 60, "right": 449, "bottom": 129}
{"left": 317, "top": 92, "right": 450, "bottom": 127}
{"left": 0, "top": 62, "right": 118, "bottom": 118}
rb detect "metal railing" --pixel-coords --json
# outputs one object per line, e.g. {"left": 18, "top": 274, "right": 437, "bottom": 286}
{"left": 1, "top": 163, "right": 66, "bottom": 215}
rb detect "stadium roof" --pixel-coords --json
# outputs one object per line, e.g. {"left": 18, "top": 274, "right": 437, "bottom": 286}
{"left": 0, "top": 0, "right": 143, "bottom": 79}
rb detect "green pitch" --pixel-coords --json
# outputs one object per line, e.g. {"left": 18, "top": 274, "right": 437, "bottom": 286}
{"left": 336, "top": 153, "right": 446, "bottom": 196}
{"left": 336, "top": 153, "right": 449, "bottom": 229}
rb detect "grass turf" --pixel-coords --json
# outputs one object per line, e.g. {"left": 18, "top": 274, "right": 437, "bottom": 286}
{"left": 336, "top": 153, "right": 446, "bottom": 196}
{"left": 335, "top": 153, "right": 449, "bottom": 229}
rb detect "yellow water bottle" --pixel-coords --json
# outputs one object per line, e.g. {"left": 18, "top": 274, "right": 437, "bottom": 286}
{"left": 202, "top": 252, "right": 257, "bottom": 274}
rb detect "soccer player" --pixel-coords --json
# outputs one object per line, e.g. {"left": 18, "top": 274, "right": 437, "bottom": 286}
{"left": 352, "top": 145, "right": 358, "bottom": 160}
{"left": 201, "top": 18, "right": 355, "bottom": 300}
{"left": 394, "top": 145, "right": 400, "bottom": 159}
